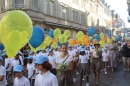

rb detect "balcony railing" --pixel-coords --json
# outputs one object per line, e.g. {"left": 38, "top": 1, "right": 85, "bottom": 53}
{"left": 31, "top": 5, "right": 39, "bottom": 11}
{"left": 14, "top": 4, "right": 24, "bottom": 9}
{"left": 1, "top": 6, "right": 6, "bottom": 11}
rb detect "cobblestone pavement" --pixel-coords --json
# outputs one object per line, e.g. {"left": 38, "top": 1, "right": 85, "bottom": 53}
{"left": 7, "top": 63, "right": 130, "bottom": 86}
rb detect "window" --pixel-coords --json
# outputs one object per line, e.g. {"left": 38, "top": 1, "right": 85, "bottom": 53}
{"left": 73, "top": 10, "right": 78, "bottom": 23}
{"left": 1, "top": 0, "right": 6, "bottom": 11}
{"left": 50, "top": 1, "right": 55, "bottom": 16}
{"left": 81, "top": 0, "right": 85, "bottom": 8}
{"left": 32, "top": 0, "right": 39, "bottom": 11}
{"left": 44, "top": 0, "right": 49, "bottom": 14}
{"left": 61, "top": 5, "right": 69, "bottom": 20}
{"left": 73, "top": 0, "right": 78, "bottom": 3}
{"left": 14, "top": 0, "right": 24, "bottom": 8}
{"left": 81, "top": 13, "right": 85, "bottom": 25}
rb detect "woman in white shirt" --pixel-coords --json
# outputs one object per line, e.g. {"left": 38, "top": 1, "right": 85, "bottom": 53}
{"left": 91, "top": 43, "right": 102, "bottom": 85}
{"left": 48, "top": 48, "right": 57, "bottom": 75}
{"left": 35, "top": 55, "right": 58, "bottom": 86}
{"left": 26, "top": 56, "right": 36, "bottom": 85}
{"left": 0, "top": 56, "right": 7, "bottom": 86}
{"left": 77, "top": 48, "right": 90, "bottom": 86}
{"left": 13, "top": 65, "right": 30, "bottom": 86}
{"left": 56, "top": 43, "right": 74, "bottom": 86}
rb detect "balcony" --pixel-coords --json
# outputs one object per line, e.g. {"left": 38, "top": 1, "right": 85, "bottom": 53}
{"left": 31, "top": 5, "right": 39, "bottom": 11}
{"left": 14, "top": 4, "right": 24, "bottom": 9}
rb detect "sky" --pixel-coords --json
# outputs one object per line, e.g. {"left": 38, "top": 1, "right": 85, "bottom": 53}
{"left": 105, "top": 0, "right": 130, "bottom": 27}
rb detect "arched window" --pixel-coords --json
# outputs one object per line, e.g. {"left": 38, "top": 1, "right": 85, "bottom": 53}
{"left": 1, "top": 0, "right": 6, "bottom": 11}
{"left": 44, "top": 0, "right": 49, "bottom": 14}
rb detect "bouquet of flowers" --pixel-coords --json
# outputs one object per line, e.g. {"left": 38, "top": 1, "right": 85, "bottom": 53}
{"left": 96, "top": 48, "right": 102, "bottom": 56}
{"left": 58, "top": 63, "right": 69, "bottom": 72}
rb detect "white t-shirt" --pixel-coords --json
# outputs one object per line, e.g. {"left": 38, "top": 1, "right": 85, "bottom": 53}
{"left": 27, "top": 63, "right": 35, "bottom": 79}
{"left": 0, "top": 65, "right": 7, "bottom": 86}
{"left": 79, "top": 55, "right": 89, "bottom": 63}
{"left": 48, "top": 55, "right": 56, "bottom": 69}
{"left": 5, "top": 58, "right": 12, "bottom": 71}
{"left": 53, "top": 51, "right": 61, "bottom": 57}
{"left": 35, "top": 71, "right": 58, "bottom": 86}
{"left": 85, "top": 50, "right": 90, "bottom": 56}
{"left": 12, "top": 59, "right": 23, "bottom": 67}
{"left": 13, "top": 76, "right": 30, "bottom": 86}
{"left": 102, "top": 52, "right": 109, "bottom": 61}
{"left": 56, "top": 54, "right": 73, "bottom": 66}
{"left": 92, "top": 49, "right": 99, "bottom": 58}
{"left": 68, "top": 50, "right": 76, "bottom": 57}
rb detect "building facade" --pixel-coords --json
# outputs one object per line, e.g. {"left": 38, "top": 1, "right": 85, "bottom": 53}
{"left": 0, "top": 0, "right": 113, "bottom": 38}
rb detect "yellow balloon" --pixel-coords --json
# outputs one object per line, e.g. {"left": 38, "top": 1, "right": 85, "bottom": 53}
{"left": 99, "top": 41, "right": 105, "bottom": 47}
{"left": 112, "top": 36, "right": 115, "bottom": 41}
{"left": 52, "top": 42, "right": 58, "bottom": 49}
{"left": 59, "top": 34, "right": 67, "bottom": 43}
{"left": 0, "top": 10, "right": 33, "bottom": 57}
{"left": 54, "top": 28, "right": 61, "bottom": 39}
{"left": 38, "top": 41, "right": 46, "bottom": 50}
{"left": 107, "top": 38, "right": 110, "bottom": 44}
{"left": 64, "top": 30, "right": 70, "bottom": 38}
{"left": 100, "top": 33, "right": 104, "bottom": 38}
{"left": 30, "top": 44, "right": 38, "bottom": 53}
{"left": 76, "top": 31, "right": 84, "bottom": 40}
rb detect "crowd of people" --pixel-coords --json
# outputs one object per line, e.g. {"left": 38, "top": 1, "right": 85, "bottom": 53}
{"left": 0, "top": 39, "right": 130, "bottom": 86}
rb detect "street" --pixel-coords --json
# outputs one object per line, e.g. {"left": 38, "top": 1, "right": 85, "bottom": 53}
{"left": 7, "top": 63, "right": 130, "bottom": 86}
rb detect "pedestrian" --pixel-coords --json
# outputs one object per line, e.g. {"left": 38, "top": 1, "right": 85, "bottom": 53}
{"left": 26, "top": 56, "right": 36, "bottom": 86}
{"left": 91, "top": 43, "right": 102, "bottom": 85}
{"left": 13, "top": 65, "right": 30, "bottom": 86}
{"left": 108, "top": 40, "right": 118, "bottom": 71}
{"left": 0, "top": 56, "right": 7, "bottom": 86}
{"left": 78, "top": 48, "right": 90, "bottom": 86}
{"left": 48, "top": 48, "right": 57, "bottom": 75}
{"left": 35, "top": 55, "right": 58, "bottom": 86}
{"left": 122, "top": 40, "right": 130, "bottom": 71}
{"left": 102, "top": 48, "right": 109, "bottom": 74}
{"left": 56, "top": 43, "right": 74, "bottom": 86}
{"left": 68, "top": 44, "right": 77, "bottom": 82}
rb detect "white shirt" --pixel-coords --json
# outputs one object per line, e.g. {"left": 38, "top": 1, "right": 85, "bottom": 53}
{"left": 56, "top": 54, "right": 73, "bottom": 66}
{"left": 92, "top": 49, "right": 99, "bottom": 58}
{"left": 13, "top": 76, "right": 30, "bottom": 86}
{"left": 79, "top": 55, "right": 89, "bottom": 63}
{"left": 0, "top": 65, "right": 7, "bottom": 86}
{"left": 35, "top": 71, "right": 58, "bottom": 86}
{"left": 102, "top": 52, "right": 109, "bottom": 61}
{"left": 68, "top": 50, "right": 76, "bottom": 57}
{"left": 5, "top": 58, "right": 12, "bottom": 71}
{"left": 48, "top": 55, "right": 56, "bottom": 69}
{"left": 12, "top": 59, "right": 23, "bottom": 67}
{"left": 27, "top": 63, "right": 35, "bottom": 79}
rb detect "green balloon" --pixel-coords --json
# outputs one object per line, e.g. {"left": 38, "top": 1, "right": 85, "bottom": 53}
{"left": 59, "top": 34, "right": 67, "bottom": 43}
{"left": 76, "top": 31, "right": 84, "bottom": 40}
{"left": 64, "top": 30, "right": 70, "bottom": 38}
{"left": 54, "top": 28, "right": 61, "bottom": 39}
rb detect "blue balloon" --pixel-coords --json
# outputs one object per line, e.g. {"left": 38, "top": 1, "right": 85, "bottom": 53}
{"left": 88, "top": 27, "right": 96, "bottom": 36}
{"left": 95, "top": 34, "right": 101, "bottom": 42}
{"left": 90, "top": 38, "right": 94, "bottom": 43}
{"left": 0, "top": 43, "right": 4, "bottom": 50}
{"left": 49, "top": 30, "right": 54, "bottom": 38}
{"left": 58, "top": 42, "right": 61, "bottom": 46}
{"left": 29, "top": 26, "right": 45, "bottom": 48}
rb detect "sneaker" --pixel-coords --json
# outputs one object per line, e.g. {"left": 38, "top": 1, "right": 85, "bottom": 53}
{"left": 124, "top": 69, "right": 126, "bottom": 71}
{"left": 128, "top": 69, "right": 130, "bottom": 72}
{"left": 82, "top": 77, "right": 85, "bottom": 81}
{"left": 105, "top": 72, "right": 107, "bottom": 74}
{"left": 86, "top": 83, "right": 89, "bottom": 86}
{"left": 73, "top": 78, "right": 76, "bottom": 82}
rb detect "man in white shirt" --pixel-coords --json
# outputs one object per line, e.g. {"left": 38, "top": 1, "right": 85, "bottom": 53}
{"left": 0, "top": 56, "right": 7, "bottom": 86}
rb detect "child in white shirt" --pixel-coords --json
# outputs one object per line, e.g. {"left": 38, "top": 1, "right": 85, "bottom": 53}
{"left": 26, "top": 56, "right": 36, "bottom": 85}
{"left": 13, "top": 65, "right": 30, "bottom": 86}
{"left": 35, "top": 55, "right": 58, "bottom": 86}
{"left": 102, "top": 48, "right": 109, "bottom": 74}
{"left": 0, "top": 56, "right": 7, "bottom": 86}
